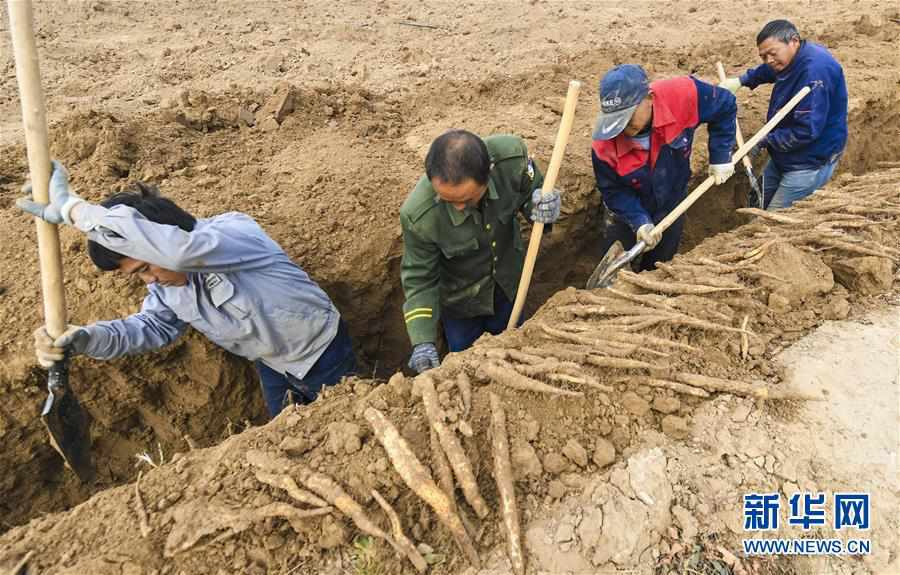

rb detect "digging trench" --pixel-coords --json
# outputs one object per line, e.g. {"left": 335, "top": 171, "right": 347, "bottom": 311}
{"left": 0, "top": 65, "right": 897, "bottom": 535}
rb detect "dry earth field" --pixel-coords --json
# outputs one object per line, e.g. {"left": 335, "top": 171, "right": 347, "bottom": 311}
{"left": 0, "top": 1, "right": 898, "bottom": 574}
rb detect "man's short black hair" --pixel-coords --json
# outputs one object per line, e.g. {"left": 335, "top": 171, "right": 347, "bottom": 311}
{"left": 88, "top": 182, "right": 197, "bottom": 271}
{"left": 756, "top": 19, "right": 801, "bottom": 45}
{"left": 425, "top": 130, "right": 492, "bottom": 186}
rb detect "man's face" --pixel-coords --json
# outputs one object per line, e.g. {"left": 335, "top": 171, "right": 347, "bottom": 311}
{"left": 119, "top": 256, "right": 188, "bottom": 287}
{"left": 432, "top": 177, "right": 488, "bottom": 212}
{"left": 622, "top": 95, "right": 653, "bottom": 138}
{"left": 758, "top": 37, "right": 800, "bottom": 73}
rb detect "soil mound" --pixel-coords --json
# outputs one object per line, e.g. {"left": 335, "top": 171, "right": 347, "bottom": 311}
{"left": 1, "top": 168, "right": 896, "bottom": 575}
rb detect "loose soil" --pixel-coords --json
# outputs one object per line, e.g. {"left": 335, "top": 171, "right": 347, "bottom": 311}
{"left": 1, "top": 164, "right": 898, "bottom": 575}
{"left": 0, "top": 1, "right": 898, "bottom": 573}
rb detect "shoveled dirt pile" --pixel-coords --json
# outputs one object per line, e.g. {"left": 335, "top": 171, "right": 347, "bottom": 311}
{"left": 1, "top": 168, "right": 896, "bottom": 574}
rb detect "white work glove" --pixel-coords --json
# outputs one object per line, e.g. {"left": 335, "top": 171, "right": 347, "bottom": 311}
{"left": 636, "top": 223, "right": 661, "bottom": 249}
{"left": 16, "top": 160, "right": 85, "bottom": 225}
{"left": 719, "top": 77, "right": 742, "bottom": 94}
{"left": 34, "top": 325, "right": 89, "bottom": 368}
{"left": 530, "top": 188, "right": 561, "bottom": 224}
{"left": 709, "top": 163, "right": 735, "bottom": 185}
{"left": 408, "top": 343, "right": 440, "bottom": 374}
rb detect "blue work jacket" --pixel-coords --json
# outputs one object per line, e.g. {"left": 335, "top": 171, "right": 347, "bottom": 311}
{"left": 591, "top": 76, "right": 737, "bottom": 230}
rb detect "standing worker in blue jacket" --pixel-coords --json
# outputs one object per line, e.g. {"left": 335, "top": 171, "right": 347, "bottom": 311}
{"left": 720, "top": 19, "right": 848, "bottom": 210}
{"left": 591, "top": 64, "right": 737, "bottom": 273}
{"left": 19, "top": 161, "right": 356, "bottom": 419}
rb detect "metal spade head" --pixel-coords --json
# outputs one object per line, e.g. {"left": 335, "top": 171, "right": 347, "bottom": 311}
{"left": 585, "top": 239, "right": 646, "bottom": 290}
{"left": 41, "top": 358, "right": 94, "bottom": 483}
{"left": 747, "top": 169, "right": 764, "bottom": 209}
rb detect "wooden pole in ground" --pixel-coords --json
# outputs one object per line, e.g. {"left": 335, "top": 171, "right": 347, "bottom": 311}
{"left": 8, "top": 0, "right": 68, "bottom": 339}
{"left": 507, "top": 80, "right": 581, "bottom": 329}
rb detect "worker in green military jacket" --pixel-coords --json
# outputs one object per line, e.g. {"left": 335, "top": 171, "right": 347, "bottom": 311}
{"left": 400, "top": 129, "right": 561, "bottom": 373}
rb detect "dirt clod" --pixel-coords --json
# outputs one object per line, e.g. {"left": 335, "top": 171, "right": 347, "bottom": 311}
{"left": 830, "top": 256, "right": 894, "bottom": 295}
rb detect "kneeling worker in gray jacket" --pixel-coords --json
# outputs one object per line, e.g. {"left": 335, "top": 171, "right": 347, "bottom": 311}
{"left": 20, "top": 161, "right": 355, "bottom": 419}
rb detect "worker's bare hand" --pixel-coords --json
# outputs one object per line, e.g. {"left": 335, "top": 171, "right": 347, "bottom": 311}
{"left": 34, "top": 324, "right": 88, "bottom": 368}
{"left": 17, "top": 160, "right": 84, "bottom": 225}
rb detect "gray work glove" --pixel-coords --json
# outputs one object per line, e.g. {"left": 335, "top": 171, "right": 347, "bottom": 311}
{"left": 636, "top": 223, "right": 661, "bottom": 249}
{"left": 408, "top": 342, "right": 440, "bottom": 374}
{"left": 16, "top": 160, "right": 85, "bottom": 225}
{"left": 749, "top": 140, "right": 767, "bottom": 161}
{"left": 530, "top": 188, "right": 561, "bottom": 224}
{"left": 34, "top": 324, "right": 89, "bottom": 368}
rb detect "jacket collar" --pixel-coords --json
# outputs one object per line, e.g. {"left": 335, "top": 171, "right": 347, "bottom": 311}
{"left": 608, "top": 91, "right": 677, "bottom": 159}
{"left": 776, "top": 40, "right": 809, "bottom": 80}
{"left": 445, "top": 178, "right": 499, "bottom": 226}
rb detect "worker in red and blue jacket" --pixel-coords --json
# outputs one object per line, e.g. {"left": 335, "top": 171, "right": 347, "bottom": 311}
{"left": 720, "top": 19, "right": 847, "bottom": 210}
{"left": 591, "top": 64, "right": 737, "bottom": 272}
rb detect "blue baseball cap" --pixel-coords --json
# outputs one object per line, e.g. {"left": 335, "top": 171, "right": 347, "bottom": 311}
{"left": 592, "top": 64, "right": 650, "bottom": 140}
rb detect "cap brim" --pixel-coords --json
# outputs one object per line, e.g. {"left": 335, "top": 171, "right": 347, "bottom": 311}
{"left": 591, "top": 104, "right": 639, "bottom": 141}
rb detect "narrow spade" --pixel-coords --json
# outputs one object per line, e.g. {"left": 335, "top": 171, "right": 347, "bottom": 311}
{"left": 9, "top": 0, "right": 95, "bottom": 482}
{"left": 716, "top": 61, "right": 764, "bottom": 208}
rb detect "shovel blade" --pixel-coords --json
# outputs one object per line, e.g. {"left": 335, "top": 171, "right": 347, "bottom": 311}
{"left": 586, "top": 240, "right": 625, "bottom": 289}
{"left": 41, "top": 360, "right": 95, "bottom": 483}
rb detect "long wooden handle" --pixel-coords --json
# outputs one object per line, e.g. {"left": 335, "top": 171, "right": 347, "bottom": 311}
{"left": 653, "top": 85, "right": 810, "bottom": 236}
{"left": 506, "top": 80, "right": 581, "bottom": 330}
{"left": 9, "top": 0, "right": 68, "bottom": 338}
{"left": 716, "top": 61, "right": 754, "bottom": 173}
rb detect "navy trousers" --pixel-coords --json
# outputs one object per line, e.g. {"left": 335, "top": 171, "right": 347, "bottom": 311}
{"left": 443, "top": 287, "right": 522, "bottom": 353}
{"left": 255, "top": 320, "right": 356, "bottom": 418}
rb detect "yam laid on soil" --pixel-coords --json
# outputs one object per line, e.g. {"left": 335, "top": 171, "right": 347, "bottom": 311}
{"left": 674, "top": 373, "right": 821, "bottom": 401}
{"left": 621, "top": 376, "right": 710, "bottom": 398}
{"left": 479, "top": 361, "right": 583, "bottom": 397}
{"left": 246, "top": 449, "right": 411, "bottom": 563}
{"left": 490, "top": 392, "right": 525, "bottom": 575}
{"left": 253, "top": 470, "right": 329, "bottom": 508}
{"left": 415, "top": 375, "right": 490, "bottom": 519}
{"left": 364, "top": 408, "right": 480, "bottom": 567}
{"left": 372, "top": 489, "right": 428, "bottom": 573}
{"left": 618, "top": 270, "right": 744, "bottom": 294}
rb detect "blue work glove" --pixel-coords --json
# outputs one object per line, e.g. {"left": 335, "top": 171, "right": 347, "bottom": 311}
{"left": 16, "top": 160, "right": 84, "bottom": 225}
{"left": 530, "top": 188, "right": 561, "bottom": 224}
{"left": 408, "top": 343, "right": 440, "bottom": 374}
{"left": 34, "top": 325, "right": 90, "bottom": 368}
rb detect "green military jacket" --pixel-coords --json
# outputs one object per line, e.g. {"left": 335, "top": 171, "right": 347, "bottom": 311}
{"left": 400, "top": 135, "right": 545, "bottom": 346}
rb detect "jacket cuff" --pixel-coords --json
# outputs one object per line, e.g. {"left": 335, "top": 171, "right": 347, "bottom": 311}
{"left": 629, "top": 213, "right": 654, "bottom": 232}
{"left": 405, "top": 307, "right": 437, "bottom": 347}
